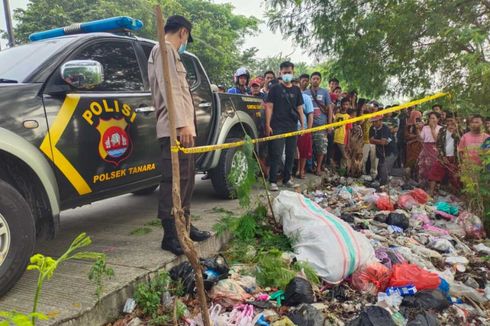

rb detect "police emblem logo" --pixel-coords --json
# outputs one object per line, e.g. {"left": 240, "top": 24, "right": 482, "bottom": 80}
{"left": 96, "top": 117, "right": 133, "bottom": 166}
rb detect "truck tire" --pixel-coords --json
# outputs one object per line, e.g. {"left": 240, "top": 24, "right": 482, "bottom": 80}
{"left": 0, "top": 179, "right": 36, "bottom": 297}
{"left": 210, "top": 138, "right": 249, "bottom": 199}
{"left": 132, "top": 185, "right": 158, "bottom": 196}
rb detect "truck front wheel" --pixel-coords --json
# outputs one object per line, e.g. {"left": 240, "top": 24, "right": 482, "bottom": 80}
{"left": 209, "top": 138, "right": 249, "bottom": 199}
{"left": 0, "top": 180, "right": 36, "bottom": 297}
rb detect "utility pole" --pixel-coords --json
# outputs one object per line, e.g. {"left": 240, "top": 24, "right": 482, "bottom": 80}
{"left": 3, "top": 0, "right": 15, "bottom": 47}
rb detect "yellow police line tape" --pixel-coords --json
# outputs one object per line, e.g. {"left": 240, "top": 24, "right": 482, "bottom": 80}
{"left": 171, "top": 92, "right": 448, "bottom": 154}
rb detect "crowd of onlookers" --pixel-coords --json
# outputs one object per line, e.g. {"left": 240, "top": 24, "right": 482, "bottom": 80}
{"left": 220, "top": 64, "right": 490, "bottom": 195}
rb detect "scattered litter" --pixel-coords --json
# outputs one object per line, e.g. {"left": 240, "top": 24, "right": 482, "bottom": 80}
{"left": 209, "top": 279, "right": 252, "bottom": 308}
{"left": 283, "top": 277, "right": 315, "bottom": 306}
{"left": 113, "top": 172, "right": 490, "bottom": 325}
{"left": 435, "top": 201, "right": 459, "bottom": 216}
{"left": 386, "top": 213, "right": 410, "bottom": 230}
{"left": 376, "top": 195, "right": 395, "bottom": 211}
{"left": 474, "top": 243, "right": 490, "bottom": 255}
{"left": 409, "top": 188, "right": 429, "bottom": 204}
{"left": 122, "top": 298, "right": 136, "bottom": 314}
{"left": 287, "top": 304, "right": 325, "bottom": 326}
{"left": 397, "top": 194, "right": 418, "bottom": 210}
{"left": 348, "top": 306, "right": 396, "bottom": 326}
{"left": 429, "top": 238, "right": 455, "bottom": 253}
{"left": 400, "top": 290, "right": 450, "bottom": 311}
{"left": 389, "top": 264, "right": 441, "bottom": 290}
{"left": 351, "top": 263, "right": 392, "bottom": 295}
{"left": 458, "top": 211, "right": 486, "bottom": 239}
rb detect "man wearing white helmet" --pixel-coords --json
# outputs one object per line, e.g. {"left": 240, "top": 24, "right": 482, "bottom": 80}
{"left": 227, "top": 67, "right": 251, "bottom": 95}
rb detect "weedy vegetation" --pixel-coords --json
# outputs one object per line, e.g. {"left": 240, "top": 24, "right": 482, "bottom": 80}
{"left": 0, "top": 233, "right": 113, "bottom": 326}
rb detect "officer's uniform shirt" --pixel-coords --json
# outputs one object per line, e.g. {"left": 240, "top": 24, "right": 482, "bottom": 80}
{"left": 148, "top": 41, "right": 195, "bottom": 139}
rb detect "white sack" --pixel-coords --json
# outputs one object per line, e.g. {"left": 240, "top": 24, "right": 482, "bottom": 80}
{"left": 273, "top": 191, "right": 376, "bottom": 283}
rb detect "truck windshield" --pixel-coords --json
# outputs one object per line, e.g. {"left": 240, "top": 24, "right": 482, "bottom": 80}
{"left": 0, "top": 38, "right": 73, "bottom": 82}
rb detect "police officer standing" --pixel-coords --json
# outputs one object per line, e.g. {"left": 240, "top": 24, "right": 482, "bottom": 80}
{"left": 148, "top": 15, "right": 210, "bottom": 255}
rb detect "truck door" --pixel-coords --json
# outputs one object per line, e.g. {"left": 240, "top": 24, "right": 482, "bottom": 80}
{"left": 181, "top": 55, "right": 214, "bottom": 147}
{"left": 42, "top": 38, "right": 160, "bottom": 206}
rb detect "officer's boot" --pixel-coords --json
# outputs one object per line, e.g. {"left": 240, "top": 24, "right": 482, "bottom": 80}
{"left": 189, "top": 224, "right": 211, "bottom": 242}
{"left": 161, "top": 219, "right": 184, "bottom": 256}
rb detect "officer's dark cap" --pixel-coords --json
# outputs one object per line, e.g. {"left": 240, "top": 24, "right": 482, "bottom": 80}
{"left": 165, "top": 15, "right": 193, "bottom": 43}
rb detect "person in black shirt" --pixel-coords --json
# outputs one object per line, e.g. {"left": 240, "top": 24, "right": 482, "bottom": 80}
{"left": 265, "top": 61, "right": 305, "bottom": 191}
{"left": 369, "top": 116, "right": 397, "bottom": 185}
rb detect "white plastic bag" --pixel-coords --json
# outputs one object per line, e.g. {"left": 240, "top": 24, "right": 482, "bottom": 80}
{"left": 273, "top": 191, "right": 376, "bottom": 283}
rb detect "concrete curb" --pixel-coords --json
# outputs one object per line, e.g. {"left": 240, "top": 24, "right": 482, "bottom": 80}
{"left": 56, "top": 232, "right": 231, "bottom": 326}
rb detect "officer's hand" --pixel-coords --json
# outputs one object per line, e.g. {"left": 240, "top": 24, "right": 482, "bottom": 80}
{"left": 178, "top": 126, "right": 195, "bottom": 148}
{"left": 265, "top": 125, "right": 273, "bottom": 136}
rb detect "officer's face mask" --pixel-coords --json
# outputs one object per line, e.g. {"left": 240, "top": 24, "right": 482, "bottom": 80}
{"left": 178, "top": 30, "right": 189, "bottom": 54}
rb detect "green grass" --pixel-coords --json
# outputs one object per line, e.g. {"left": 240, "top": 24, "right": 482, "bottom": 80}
{"left": 144, "top": 219, "right": 161, "bottom": 227}
{"left": 129, "top": 227, "right": 153, "bottom": 236}
{"left": 211, "top": 206, "right": 234, "bottom": 215}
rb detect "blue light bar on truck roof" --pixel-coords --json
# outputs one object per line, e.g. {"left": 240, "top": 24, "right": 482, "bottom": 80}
{"left": 29, "top": 16, "right": 144, "bottom": 42}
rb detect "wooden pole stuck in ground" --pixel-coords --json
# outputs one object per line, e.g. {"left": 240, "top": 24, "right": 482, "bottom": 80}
{"left": 154, "top": 6, "right": 211, "bottom": 325}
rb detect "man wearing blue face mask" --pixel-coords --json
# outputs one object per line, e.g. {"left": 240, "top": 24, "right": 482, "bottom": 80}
{"left": 148, "top": 15, "right": 210, "bottom": 256}
{"left": 265, "top": 61, "right": 305, "bottom": 191}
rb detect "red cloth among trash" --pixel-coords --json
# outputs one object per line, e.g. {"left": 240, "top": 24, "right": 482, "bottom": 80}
{"left": 388, "top": 263, "right": 441, "bottom": 290}
{"left": 397, "top": 194, "right": 418, "bottom": 210}
{"left": 409, "top": 188, "right": 429, "bottom": 204}
{"left": 351, "top": 263, "right": 392, "bottom": 294}
{"left": 376, "top": 196, "right": 394, "bottom": 211}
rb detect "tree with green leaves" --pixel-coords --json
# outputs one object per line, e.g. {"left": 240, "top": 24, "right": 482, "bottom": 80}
{"left": 248, "top": 53, "right": 310, "bottom": 78}
{"left": 266, "top": 0, "right": 490, "bottom": 113}
{"left": 12, "top": 0, "right": 259, "bottom": 84}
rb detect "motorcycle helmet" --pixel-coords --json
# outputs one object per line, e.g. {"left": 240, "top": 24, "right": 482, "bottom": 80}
{"left": 233, "top": 67, "right": 250, "bottom": 85}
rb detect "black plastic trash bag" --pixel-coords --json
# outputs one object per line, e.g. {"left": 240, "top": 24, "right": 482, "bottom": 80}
{"left": 348, "top": 306, "right": 396, "bottom": 326}
{"left": 406, "top": 312, "right": 439, "bottom": 326}
{"left": 386, "top": 213, "right": 409, "bottom": 230}
{"left": 341, "top": 213, "right": 355, "bottom": 224}
{"left": 284, "top": 277, "right": 315, "bottom": 306}
{"left": 169, "top": 255, "right": 229, "bottom": 294}
{"left": 374, "top": 214, "right": 388, "bottom": 223}
{"left": 287, "top": 304, "right": 325, "bottom": 326}
{"left": 401, "top": 290, "right": 450, "bottom": 312}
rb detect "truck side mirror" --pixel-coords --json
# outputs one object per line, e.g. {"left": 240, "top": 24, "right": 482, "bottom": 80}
{"left": 61, "top": 60, "right": 104, "bottom": 89}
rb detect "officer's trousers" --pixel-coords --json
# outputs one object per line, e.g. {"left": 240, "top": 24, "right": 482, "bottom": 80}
{"left": 158, "top": 137, "right": 195, "bottom": 221}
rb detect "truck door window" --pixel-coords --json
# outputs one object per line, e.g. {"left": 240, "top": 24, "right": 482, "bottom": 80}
{"left": 141, "top": 43, "right": 198, "bottom": 90}
{"left": 181, "top": 55, "right": 198, "bottom": 90}
{"left": 74, "top": 41, "right": 144, "bottom": 92}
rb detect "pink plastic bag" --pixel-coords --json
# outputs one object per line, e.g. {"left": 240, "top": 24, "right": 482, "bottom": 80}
{"left": 209, "top": 279, "right": 251, "bottom": 308}
{"left": 423, "top": 224, "right": 450, "bottom": 236}
{"left": 434, "top": 210, "right": 456, "bottom": 221}
{"left": 458, "top": 211, "right": 486, "bottom": 239}
{"left": 397, "top": 194, "right": 418, "bottom": 210}
{"left": 388, "top": 263, "right": 441, "bottom": 290}
{"left": 409, "top": 188, "right": 429, "bottom": 204}
{"left": 376, "top": 195, "right": 394, "bottom": 211}
{"left": 351, "top": 263, "right": 392, "bottom": 295}
{"left": 412, "top": 212, "right": 431, "bottom": 225}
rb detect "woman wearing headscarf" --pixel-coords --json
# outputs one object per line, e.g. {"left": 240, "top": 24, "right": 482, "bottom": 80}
{"left": 417, "top": 112, "right": 442, "bottom": 181}
{"left": 404, "top": 110, "right": 423, "bottom": 178}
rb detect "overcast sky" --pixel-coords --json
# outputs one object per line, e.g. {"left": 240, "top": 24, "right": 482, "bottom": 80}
{"left": 212, "top": 0, "right": 309, "bottom": 64}
{"left": 1, "top": 0, "right": 309, "bottom": 63}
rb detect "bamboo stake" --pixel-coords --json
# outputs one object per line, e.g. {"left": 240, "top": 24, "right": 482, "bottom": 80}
{"left": 154, "top": 6, "right": 211, "bottom": 325}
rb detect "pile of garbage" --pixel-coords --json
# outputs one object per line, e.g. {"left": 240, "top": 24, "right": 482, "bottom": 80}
{"left": 116, "top": 174, "right": 490, "bottom": 325}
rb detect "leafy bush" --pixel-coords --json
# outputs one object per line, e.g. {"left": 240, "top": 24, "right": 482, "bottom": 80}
{"left": 255, "top": 249, "right": 319, "bottom": 289}
{"left": 134, "top": 272, "right": 170, "bottom": 318}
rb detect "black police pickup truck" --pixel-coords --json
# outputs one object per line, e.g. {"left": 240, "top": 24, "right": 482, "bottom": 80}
{"left": 0, "top": 20, "right": 262, "bottom": 295}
